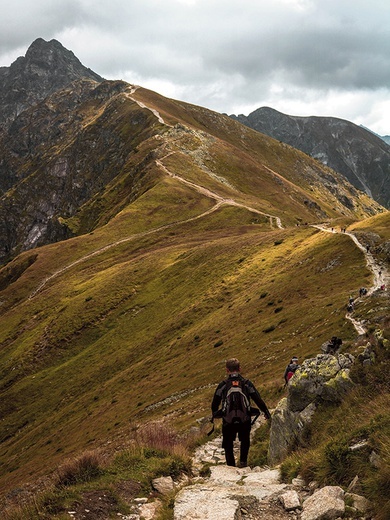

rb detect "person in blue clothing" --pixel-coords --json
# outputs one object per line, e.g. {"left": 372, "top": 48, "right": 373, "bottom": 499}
{"left": 211, "top": 358, "right": 271, "bottom": 467}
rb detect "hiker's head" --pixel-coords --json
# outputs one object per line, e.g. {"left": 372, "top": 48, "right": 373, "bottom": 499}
{"left": 226, "top": 358, "right": 240, "bottom": 373}
{"left": 291, "top": 356, "right": 298, "bottom": 364}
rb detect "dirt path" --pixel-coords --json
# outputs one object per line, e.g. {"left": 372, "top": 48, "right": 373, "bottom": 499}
{"left": 29, "top": 156, "right": 283, "bottom": 299}
{"left": 156, "top": 158, "right": 284, "bottom": 229}
{"left": 125, "top": 86, "right": 172, "bottom": 127}
{"left": 312, "top": 224, "right": 389, "bottom": 335}
{"left": 28, "top": 202, "right": 225, "bottom": 298}
{"left": 126, "top": 88, "right": 284, "bottom": 230}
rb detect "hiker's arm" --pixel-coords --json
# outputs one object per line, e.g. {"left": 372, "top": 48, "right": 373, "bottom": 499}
{"left": 211, "top": 383, "right": 224, "bottom": 415}
{"left": 248, "top": 384, "right": 271, "bottom": 419}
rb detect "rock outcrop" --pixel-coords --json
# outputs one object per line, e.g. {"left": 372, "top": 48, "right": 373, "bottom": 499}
{"left": 268, "top": 354, "right": 354, "bottom": 464}
{"left": 287, "top": 354, "right": 354, "bottom": 412}
{"left": 0, "top": 38, "right": 103, "bottom": 131}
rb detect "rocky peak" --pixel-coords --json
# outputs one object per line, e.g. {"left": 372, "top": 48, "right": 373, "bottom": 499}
{"left": 230, "top": 107, "right": 390, "bottom": 209}
{"left": 0, "top": 38, "right": 103, "bottom": 130}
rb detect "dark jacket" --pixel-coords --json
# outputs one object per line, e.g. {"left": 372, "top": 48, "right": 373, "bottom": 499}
{"left": 284, "top": 362, "right": 300, "bottom": 383}
{"left": 211, "top": 373, "right": 271, "bottom": 420}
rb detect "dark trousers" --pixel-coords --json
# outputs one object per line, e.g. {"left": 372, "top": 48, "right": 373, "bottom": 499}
{"left": 222, "top": 421, "right": 251, "bottom": 467}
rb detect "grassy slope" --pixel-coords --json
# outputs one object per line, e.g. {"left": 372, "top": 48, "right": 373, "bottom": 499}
{"left": 0, "top": 84, "right": 388, "bottom": 501}
{"left": 0, "top": 193, "right": 374, "bottom": 494}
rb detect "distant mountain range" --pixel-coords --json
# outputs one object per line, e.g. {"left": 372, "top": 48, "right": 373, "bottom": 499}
{"left": 230, "top": 108, "right": 390, "bottom": 209}
{"left": 360, "top": 125, "right": 390, "bottom": 145}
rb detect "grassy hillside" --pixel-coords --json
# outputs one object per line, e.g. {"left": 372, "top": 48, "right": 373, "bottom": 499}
{"left": 0, "top": 189, "right": 385, "bottom": 493}
{"left": 0, "top": 83, "right": 388, "bottom": 516}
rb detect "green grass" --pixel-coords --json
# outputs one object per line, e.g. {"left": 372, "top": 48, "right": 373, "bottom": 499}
{"left": 0, "top": 83, "right": 388, "bottom": 515}
{"left": 2, "top": 422, "right": 192, "bottom": 519}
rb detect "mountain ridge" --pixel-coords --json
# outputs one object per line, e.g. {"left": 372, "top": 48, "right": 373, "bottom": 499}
{"left": 230, "top": 107, "right": 390, "bottom": 209}
{"left": 1, "top": 74, "right": 383, "bottom": 265}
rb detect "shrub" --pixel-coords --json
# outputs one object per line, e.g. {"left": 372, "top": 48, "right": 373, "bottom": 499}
{"left": 136, "top": 422, "right": 178, "bottom": 453}
{"left": 56, "top": 450, "right": 104, "bottom": 487}
{"left": 248, "top": 423, "right": 270, "bottom": 467}
{"left": 262, "top": 325, "right": 275, "bottom": 333}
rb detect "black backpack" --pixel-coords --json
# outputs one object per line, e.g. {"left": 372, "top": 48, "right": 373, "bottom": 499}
{"left": 221, "top": 378, "right": 251, "bottom": 424}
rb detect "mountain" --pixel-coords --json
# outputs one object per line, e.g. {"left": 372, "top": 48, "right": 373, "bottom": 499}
{"left": 360, "top": 124, "right": 390, "bottom": 147}
{"left": 0, "top": 38, "right": 103, "bottom": 131}
{"left": 0, "top": 41, "right": 389, "bottom": 516}
{"left": 230, "top": 107, "right": 390, "bottom": 209}
{"left": 0, "top": 56, "right": 384, "bottom": 265}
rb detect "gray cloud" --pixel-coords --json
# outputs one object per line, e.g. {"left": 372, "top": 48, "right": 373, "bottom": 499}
{"left": 1, "top": 0, "right": 390, "bottom": 133}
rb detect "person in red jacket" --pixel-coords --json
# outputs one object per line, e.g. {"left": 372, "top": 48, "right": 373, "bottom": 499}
{"left": 211, "top": 358, "right": 271, "bottom": 468}
{"left": 284, "top": 356, "right": 300, "bottom": 385}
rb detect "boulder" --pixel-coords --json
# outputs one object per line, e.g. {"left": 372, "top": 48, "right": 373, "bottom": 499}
{"left": 301, "top": 486, "right": 345, "bottom": 520}
{"left": 139, "top": 499, "right": 162, "bottom": 520}
{"left": 152, "top": 476, "right": 175, "bottom": 495}
{"left": 279, "top": 490, "right": 301, "bottom": 511}
{"left": 345, "top": 492, "right": 372, "bottom": 515}
{"left": 268, "top": 398, "right": 316, "bottom": 464}
{"left": 288, "top": 354, "right": 354, "bottom": 412}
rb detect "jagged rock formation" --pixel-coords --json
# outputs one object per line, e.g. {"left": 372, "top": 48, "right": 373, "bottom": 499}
{"left": 230, "top": 107, "right": 390, "bottom": 208}
{"left": 268, "top": 354, "right": 355, "bottom": 464}
{"left": 0, "top": 38, "right": 103, "bottom": 131}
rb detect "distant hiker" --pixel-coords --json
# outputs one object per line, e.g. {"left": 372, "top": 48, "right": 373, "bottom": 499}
{"left": 347, "top": 302, "right": 354, "bottom": 312}
{"left": 349, "top": 295, "right": 355, "bottom": 304}
{"left": 211, "top": 358, "right": 271, "bottom": 468}
{"left": 324, "top": 336, "right": 342, "bottom": 355}
{"left": 359, "top": 287, "right": 367, "bottom": 297}
{"left": 366, "top": 244, "right": 370, "bottom": 253}
{"left": 283, "top": 356, "right": 300, "bottom": 385}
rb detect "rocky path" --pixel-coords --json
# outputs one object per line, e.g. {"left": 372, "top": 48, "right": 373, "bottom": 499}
{"left": 174, "top": 425, "right": 298, "bottom": 520}
{"left": 312, "top": 224, "right": 389, "bottom": 335}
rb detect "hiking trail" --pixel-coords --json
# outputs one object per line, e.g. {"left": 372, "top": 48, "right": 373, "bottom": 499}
{"left": 28, "top": 108, "right": 283, "bottom": 299}
{"left": 173, "top": 419, "right": 298, "bottom": 520}
{"left": 312, "top": 224, "right": 389, "bottom": 335}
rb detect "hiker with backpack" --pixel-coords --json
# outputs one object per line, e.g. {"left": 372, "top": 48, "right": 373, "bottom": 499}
{"left": 211, "top": 358, "right": 271, "bottom": 468}
{"left": 283, "top": 356, "right": 300, "bottom": 385}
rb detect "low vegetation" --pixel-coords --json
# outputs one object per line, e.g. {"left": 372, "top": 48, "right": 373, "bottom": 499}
{"left": 276, "top": 322, "right": 390, "bottom": 519}
{"left": 2, "top": 422, "right": 193, "bottom": 520}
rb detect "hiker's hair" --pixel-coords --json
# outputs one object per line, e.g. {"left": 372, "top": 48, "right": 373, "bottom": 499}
{"left": 226, "top": 358, "right": 240, "bottom": 372}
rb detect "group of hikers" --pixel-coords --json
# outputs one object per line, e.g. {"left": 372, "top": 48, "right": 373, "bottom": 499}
{"left": 210, "top": 346, "right": 333, "bottom": 466}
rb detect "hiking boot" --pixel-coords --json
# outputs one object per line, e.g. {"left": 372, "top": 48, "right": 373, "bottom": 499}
{"left": 238, "top": 461, "right": 248, "bottom": 468}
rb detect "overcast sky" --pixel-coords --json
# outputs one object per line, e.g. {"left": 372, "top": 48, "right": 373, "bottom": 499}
{"left": 1, "top": 0, "right": 390, "bottom": 135}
